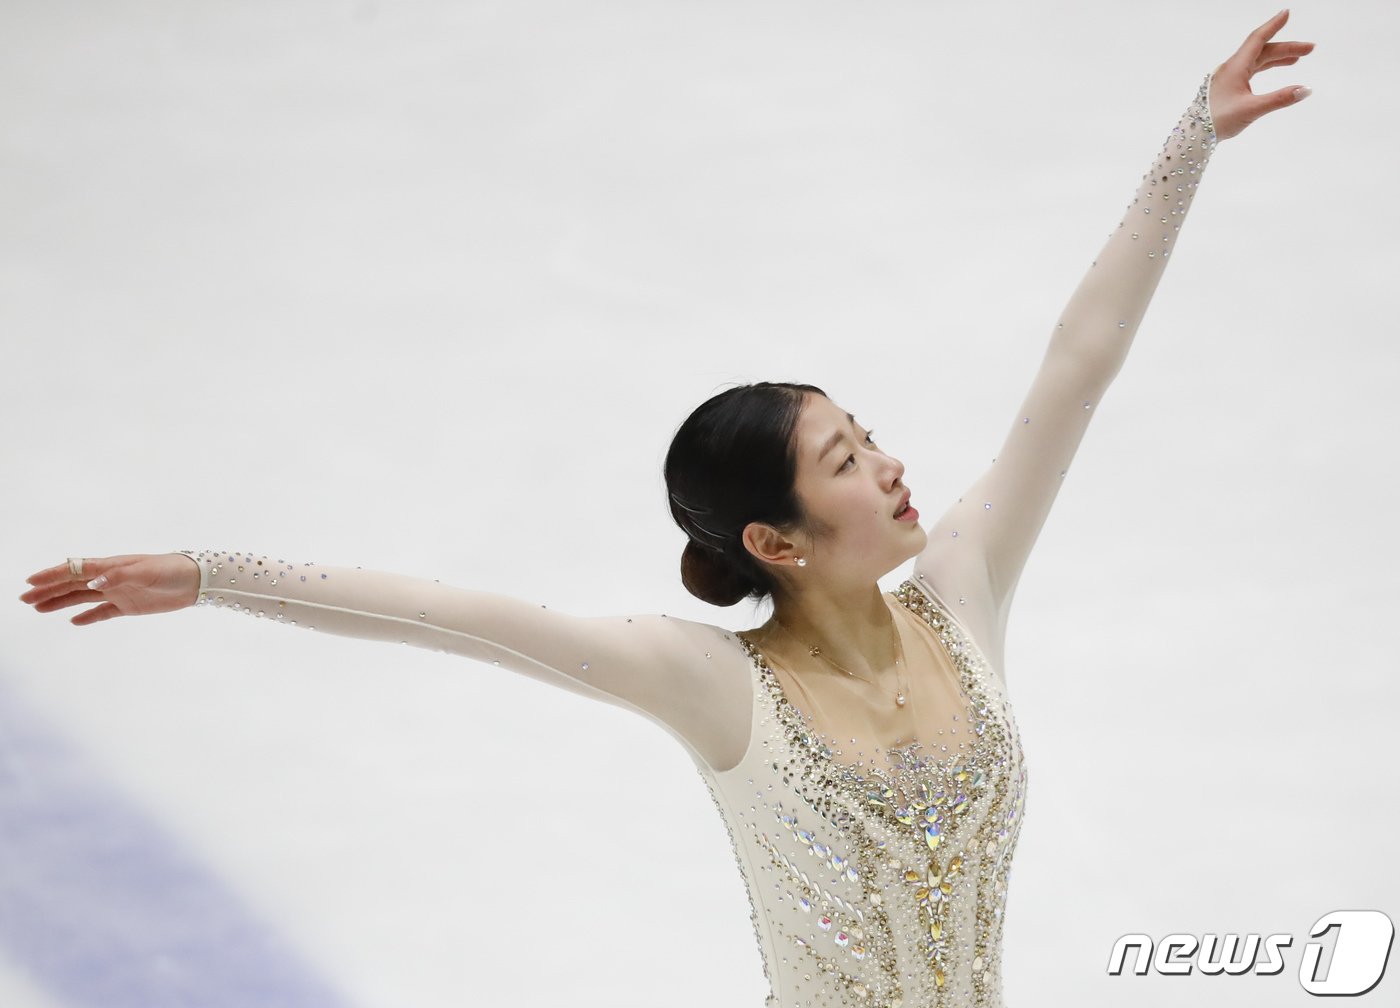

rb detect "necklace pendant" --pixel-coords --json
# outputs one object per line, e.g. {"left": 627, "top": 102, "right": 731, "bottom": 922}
{"left": 896, "top": 692, "right": 907, "bottom": 707}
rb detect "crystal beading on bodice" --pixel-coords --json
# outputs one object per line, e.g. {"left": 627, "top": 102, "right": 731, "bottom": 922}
{"left": 686, "top": 73, "right": 1216, "bottom": 1000}
{"left": 170, "top": 68, "right": 1219, "bottom": 1008}
{"left": 695, "top": 578, "right": 1029, "bottom": 1008}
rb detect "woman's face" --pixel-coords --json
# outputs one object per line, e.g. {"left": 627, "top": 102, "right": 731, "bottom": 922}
{"left": 781, "top": 392, "right": 928, "bottom": 581}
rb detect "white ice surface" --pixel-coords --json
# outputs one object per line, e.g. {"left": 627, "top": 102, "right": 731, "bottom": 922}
{"left": 2, "top": 2, "right": 1396, "bottom": 1007}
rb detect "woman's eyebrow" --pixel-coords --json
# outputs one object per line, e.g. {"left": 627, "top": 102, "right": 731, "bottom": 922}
{"left": 817, "top": 413, "right": 857, "bottom": 462}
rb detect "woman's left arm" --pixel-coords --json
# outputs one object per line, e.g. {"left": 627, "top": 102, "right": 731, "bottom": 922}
{"left": 913, "top": 11, "right": 1314, "bottom": 671}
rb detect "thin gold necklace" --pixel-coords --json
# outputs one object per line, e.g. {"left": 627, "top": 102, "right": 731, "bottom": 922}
{"left": 769, "top": 614, "right": 911, "bottom": 708}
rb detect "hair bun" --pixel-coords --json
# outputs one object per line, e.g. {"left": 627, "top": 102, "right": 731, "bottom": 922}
{"left": 680, "top": 540, "right": 753, "bottom": 608}
{"left": 666, "top": 380, "right": 827, "bottom": 607}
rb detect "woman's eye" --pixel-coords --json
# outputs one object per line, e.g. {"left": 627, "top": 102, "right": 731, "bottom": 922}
{"left": 840, "top": 432, "right": 878, "bottom": 472}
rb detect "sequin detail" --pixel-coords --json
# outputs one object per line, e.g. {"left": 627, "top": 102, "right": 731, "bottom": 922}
{"left": 698, "top": 579, "right": 1028, "bottom": 1008}
{"left": 172, "top": 76, "right": 1213, "bottom": 1004}
{"left": 1123, "top": 73, "right": 1215, "bottom": 264}
{"left": 180, "top": 550, "right": 311, "bottom": 622}
{"left": 689, "top": 78, "right": 1214, "bottom": 1004}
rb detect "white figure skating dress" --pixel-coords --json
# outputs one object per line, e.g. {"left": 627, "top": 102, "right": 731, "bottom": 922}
{"left": 174, "top": 72, "right": 1217, "bottom": 1008}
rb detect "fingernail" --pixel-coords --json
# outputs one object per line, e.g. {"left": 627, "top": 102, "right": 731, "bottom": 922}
{"left": 1293, "top": 86, "right": 1312, "bottom": 102}
{"left": 87, "top": 576, "right": 107, "bottom": 590}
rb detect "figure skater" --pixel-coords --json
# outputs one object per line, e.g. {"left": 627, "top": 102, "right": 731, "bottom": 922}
{"left": 20, "top": 12, "right": 1314, "bottom": 1007}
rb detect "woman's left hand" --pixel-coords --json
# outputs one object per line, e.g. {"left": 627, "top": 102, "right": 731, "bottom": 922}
{"left": 1210, "top": 9, "right": 1315, "bottom": 141}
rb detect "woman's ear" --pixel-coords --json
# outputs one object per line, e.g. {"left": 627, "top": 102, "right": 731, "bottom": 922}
{"left": 741, "top": 521, "right": 808, "bottom": 571}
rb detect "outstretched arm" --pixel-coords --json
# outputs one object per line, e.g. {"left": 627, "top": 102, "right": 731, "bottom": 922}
{"left": 913, "top": 11, "right": 1314, "bottom": 673}
{"left": 19, "top": 550, "right": 744, "bottom": 770}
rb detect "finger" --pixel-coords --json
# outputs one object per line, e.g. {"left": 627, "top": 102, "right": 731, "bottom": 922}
{"left": 19, "top": 579, "right": 90, "bottom": 605}
{"left": 21, "top": 574, "right": 101, "bottom": 602}
{"left": 30, "top": 589, "right": 103, "bottom": 613}
{"left": 1257, "top": 54, "right": 1301, "bottom": 71}
{"left": 1253, "top": 9, "right": 1290, "bottom": 42}
{"left": 1258, "top": 40, "right": 1315, "bottom": 60}
{"left": 24, "top": 562, "right": 79, "bottom": 587}
{"left": 1254, "top": 82, "right": 1311, "bottom": 116}
{"left": 71, "top": 602, "right": 121, "bottom": 626}
{"left": 1252, "top": 40, "right": 1314, "bottom": 70}
{"left": 19, "top": 582, "right": 66, "bottom": 605}
{"left": 1227, "top": 10, "right": 1292, "bottom": 71}
{"left": 25, "top": 558, "right": 98, "bottom": 586}
{"left": 25, "top": 556, "right": 121, "bottom": 589}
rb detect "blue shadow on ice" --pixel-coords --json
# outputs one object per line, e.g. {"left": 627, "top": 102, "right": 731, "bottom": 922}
{"left": 0, "top": 672, "right": 355, "bottom": 1008}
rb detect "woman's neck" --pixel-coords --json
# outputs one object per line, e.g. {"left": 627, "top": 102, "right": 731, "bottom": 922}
{"left": 765, "top": 580, "right": 897, "bottom": 679}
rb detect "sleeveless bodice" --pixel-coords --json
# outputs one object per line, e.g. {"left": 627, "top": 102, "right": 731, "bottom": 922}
{"left": 695, "top": 578, "right": 1029, "bottom": 1008}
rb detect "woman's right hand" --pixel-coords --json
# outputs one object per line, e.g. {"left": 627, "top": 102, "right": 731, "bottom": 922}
{"left": 1209, "top": 10, "right": 1315, "bottom": 142}
{"left": 18, "top": 553, "right": 201, "bottom": 626}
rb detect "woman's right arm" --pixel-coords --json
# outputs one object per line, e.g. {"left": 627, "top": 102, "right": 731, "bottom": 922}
{"left": 19, "top": 549, "right": 747, "bottom": 769}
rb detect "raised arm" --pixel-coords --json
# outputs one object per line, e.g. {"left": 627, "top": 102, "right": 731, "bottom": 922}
{"left": 19, "top": 550, "right": 749, "bottom": 771}
{"left": 913, "top": 12, "right": 1314, "bottom": 673}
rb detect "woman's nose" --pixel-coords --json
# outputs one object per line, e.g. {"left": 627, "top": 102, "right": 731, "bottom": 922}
{"left": 885, "top": 454, "right": 905, "bottom": 486}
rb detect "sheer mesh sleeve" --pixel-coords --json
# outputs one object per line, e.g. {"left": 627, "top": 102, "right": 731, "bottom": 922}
{"left": 173, "top": 549, "right": 740, "bottom": 768}
{"left": 914, "top": 74, "right": 1218, "bottom": 671}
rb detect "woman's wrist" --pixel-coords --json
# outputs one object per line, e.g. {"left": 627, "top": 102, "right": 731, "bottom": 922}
{"left": 1204, "top": 72, "right": 1218, "bottom": 141}
{"left": 175, "top": 550, "right": 207, "bottom": 607}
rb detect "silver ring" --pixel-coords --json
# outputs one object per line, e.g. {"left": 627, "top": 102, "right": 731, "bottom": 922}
{"left": 67, "top": 557, "right": 84, "bottom": 577}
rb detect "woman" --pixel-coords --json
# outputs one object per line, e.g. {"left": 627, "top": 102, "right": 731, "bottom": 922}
{"left": 20, "top": 11, "right": 1313, "bottom": 1007}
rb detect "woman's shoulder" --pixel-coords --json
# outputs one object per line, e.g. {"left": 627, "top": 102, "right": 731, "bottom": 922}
{"left": 624, "top": 612, "right": 758, "bottom": 771}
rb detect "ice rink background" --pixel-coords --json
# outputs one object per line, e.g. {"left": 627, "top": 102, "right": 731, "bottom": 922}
{"left": 2, "top": 1, "right": 1396, "bottom": 1006}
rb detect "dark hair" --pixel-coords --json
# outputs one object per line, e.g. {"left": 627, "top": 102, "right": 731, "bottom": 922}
{"left": 664, "top": 381, "right": 828, "bottom": 607}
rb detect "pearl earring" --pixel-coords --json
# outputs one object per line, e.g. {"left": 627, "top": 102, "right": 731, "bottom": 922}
{"left": 795, "top": 557, "right": 807, "bottom": 567}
